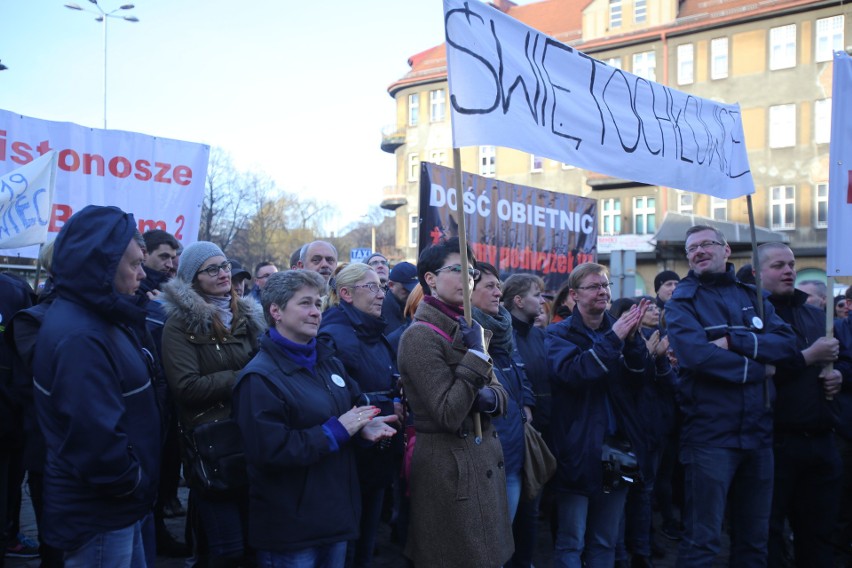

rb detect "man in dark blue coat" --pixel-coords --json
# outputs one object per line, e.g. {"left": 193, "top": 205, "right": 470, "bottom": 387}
{"left": 665, "top": 225, "right": 797, "bottom": 567}
{"left": 33, "top": 205, "right": 162, "bottom": 567}
{"left": 757, "top": 243, "right": 842, "bottom": 567}
{"left": 547, "top": 262, "right": 652, "bottom": 568}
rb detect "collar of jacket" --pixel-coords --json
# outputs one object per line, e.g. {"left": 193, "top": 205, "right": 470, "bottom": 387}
{"left": 160, "top": 276, "right": 265, "bottom": 337}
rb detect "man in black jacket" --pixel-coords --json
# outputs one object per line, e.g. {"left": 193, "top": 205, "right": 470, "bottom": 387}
{"left": 758, "top": 242, "right": 842, "bottom": 567}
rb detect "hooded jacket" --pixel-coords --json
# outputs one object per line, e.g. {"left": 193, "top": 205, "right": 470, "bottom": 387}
{"left": 160, "top": 276, "right": 265, "bottom": 430}
{"left": 32, "top": 205, "right": 162, "bottom": 550}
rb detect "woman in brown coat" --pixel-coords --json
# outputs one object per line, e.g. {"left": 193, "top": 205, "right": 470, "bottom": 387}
{"left": 161, "top": 241, "right": 265, "bottom": 567}
{"left": 397, "top": 238, "right": 514, "bottom": 568}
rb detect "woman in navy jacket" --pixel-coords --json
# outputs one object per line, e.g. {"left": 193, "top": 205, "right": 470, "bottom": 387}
{"left": 317, "top": 263, "right": 403, "bottom": 568}
{"left": 232, "top": 270, "right": 396, "bottom": 568}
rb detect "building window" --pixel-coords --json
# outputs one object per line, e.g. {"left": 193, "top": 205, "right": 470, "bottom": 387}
{"left": 677, "top": 44, "right": 694, "bottom": 85}
{"left": 710, "top": 197, "right": 727, "bottom": 221}
{"left": 770, "top": 185, "right": 796, "bottom": 230}
{"left": 601, "top": 198, "right": 621, "bottom": 235}
{"left": 816, "top": 15, "right": 845, "bottom": 63}
{"left": 531, "top": 155, "right": 543, "bottom": 172}
{"left": 815, "top": 99, "right": 832, "bottom": 144}
{"left": 677, "top": 192, "right": 693, "bottom": 214}
{"left": 633, "top": 51, "right": 656, "bottom": 81}
{"left": 610, "top": 0, "right": 622, "bottom": 28}
{"left": 479, "top": 145, "right": 496, "bottom": 176}
{"left": 633, "top": 196, "right": 656, "bottom": 235}
{"left": 769, "top": 104, "right": 796, "bottom": 148}
{"left": 429, "top": 89, "right": 446, "bottom": 122}
{"left": 408, "top": 93, "right": 419, "bottom": 127}
{"left": 634, "top": 0, "right": 646, "bottom": 23}
{"left": 770, "top": 24, "right": 797, "bottom": 70}
{"left": 605, "top": 56, "right": 622, "bottom": 69}
{"left": 409, "top": 214, "right": 419, "bottom": 248}
{"left": 816, "top": 183, "right": 828, "bottom": 228}
{"left": 710, "top": 38, "right": 729, "bottom": 80}
{"left": 429, "top": 149, "right": 446, "bottom": 165}
{"left": 407, "top": 153, "right": 419, "bottom": 182}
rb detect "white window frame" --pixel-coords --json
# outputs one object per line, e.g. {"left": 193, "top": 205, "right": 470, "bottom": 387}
{"left": 633, "top": 196, "right": 656, "bottom": 235}
{"left": 815, "top": 99, "right": 832, "bottom": 144}
{"left": 770, "top": 24, "right": 797, "bottom": 70}
{"left": 710, "top": 196, "right": 728, "bottom": 221}
{"left": 408, "top": 93, "right": 419, "bottom": 127}
{"left": 770, "top": 185, "right": 796, "bottom": 230}
{"left": 816, "top": 15, "right": 845, "bottom": 63}
{"left": 677, "top": 191, "right": 694, "bottom": 214}
{"left": 531, "top": 155, "right": 543, "bottom": 172}
{"left": 409, "top": 214, "right": 419, "bottom": 248}
{"left": 634, "top": 0, "right": 646, "bottom": 23}
{"left": 407, "top": 153, "right": 419, "bottom": 182}
{"left": 429, "top": 89, "right": 446, "bottom": 122}
{"left": 633, "top": 51, "right": 656, "bottom": 81}
{"left": 429, "top": 149, "right": 447, "bottom": 165}
{"left": 601, "top": 198, "right": 621, "bottom": 236}
{"left": 479, "top": 145, "right": 496, "bottom": 177}
{"left": 769, "top": 104, "right": 796, "bottom": 148}
{"left": 816, "top": 182, "right": 828, "bottom": 228}
{"left": 677, "top": 44, "right": 694, "bottom": 85}
{"left": 610, "top": 0, "right": 622, "bottom": 28}
{"left": 710, "top": 37, "right": 729, "bottom": 80}
{"left": 605, "top": 56, "right": 622, "bottom": 69}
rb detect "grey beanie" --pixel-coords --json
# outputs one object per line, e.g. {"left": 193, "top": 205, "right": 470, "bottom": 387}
{"left": 177, "top": 241, "right": 225, "bottom": 282}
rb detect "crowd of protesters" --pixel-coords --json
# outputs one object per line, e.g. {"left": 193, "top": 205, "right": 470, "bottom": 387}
{"left": 3, "top": 206, "right": 852, "bottom": 568}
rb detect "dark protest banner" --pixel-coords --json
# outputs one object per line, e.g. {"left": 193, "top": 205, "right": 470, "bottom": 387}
{"left": 419, "top": 162, "right": 596, "bottom": 290}
{"left": 443, "top": 0, "right": 754, "bottom": 200}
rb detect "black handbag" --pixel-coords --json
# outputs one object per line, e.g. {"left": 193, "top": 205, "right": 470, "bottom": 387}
{"left": 181, "top": 417, "right": 248, "bottom": 498}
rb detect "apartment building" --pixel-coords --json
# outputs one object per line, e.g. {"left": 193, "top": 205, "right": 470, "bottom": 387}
{"left": 382, "top": 0, "right": 850, "bottom": 292}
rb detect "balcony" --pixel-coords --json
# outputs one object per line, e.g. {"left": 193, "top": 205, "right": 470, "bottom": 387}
{"left": 380, "top": 185, "right": 408, "bottom": 211}
{"left": 380, "top": 125, "right": 405, "bottom": 154}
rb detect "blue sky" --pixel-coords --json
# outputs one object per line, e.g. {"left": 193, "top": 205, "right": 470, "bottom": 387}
{"left": 0, "top": 0, "right": 486, "bottom": 234}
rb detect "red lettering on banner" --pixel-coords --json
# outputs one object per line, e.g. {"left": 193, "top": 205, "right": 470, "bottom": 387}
{"left": 49, "top": 203, "right": 73, "bottom": 232}
{"left": 138, "top": 218, "right": 167, "bottom": 232}
{"left": 174, "top": 215, "right": 185, "bottom": 240}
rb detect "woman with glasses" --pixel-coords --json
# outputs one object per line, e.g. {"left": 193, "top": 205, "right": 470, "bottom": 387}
{"left": 397, "top": 238, "right": 513, "bottom": 567}
{"left": 161, "top": 241, "right": 265, "bottom": 567}
{"left": 317, "top": 262, "right": 403, "bottom": 568}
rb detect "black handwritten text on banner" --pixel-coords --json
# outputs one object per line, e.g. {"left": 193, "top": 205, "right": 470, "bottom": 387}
{"left": 443, "top": 0, "right": 754, "bottom": 199}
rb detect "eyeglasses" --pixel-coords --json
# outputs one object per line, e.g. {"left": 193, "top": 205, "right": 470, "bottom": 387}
{"left": 575, "top": 282, "right": 612, "bottom": 292}
{"left": 197, "top": 261, "right": 232, "bottom": 278}
{"left": 685, "top": 240, "right": 724, "bottom": 254}
{"left": 434, "top": 264, "right": 481, "bottom": 279}
{"left": 368, "top": 259, "right": 389, "bottom": 267}
{"left": 352, "top": 282, "right": 384, "bottom": 295}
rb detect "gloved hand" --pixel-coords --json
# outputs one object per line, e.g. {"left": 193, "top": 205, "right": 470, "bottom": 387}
{"left": 458, "top": 317, "right": 485, "bottom": 352}
{"left": 474, "top": 387, "right": 497, "bottom": 413}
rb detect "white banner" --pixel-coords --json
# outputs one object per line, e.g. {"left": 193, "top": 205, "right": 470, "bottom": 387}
{"left": 443, "top": 0, "right": 754, "bottom": 199}
{"left": 0, "top": 109, "right": 209, "bottom": 257}
{"left": 827, "top": 51, "right": 852, "bottom": 277}
{"left": 0, "top": 151, "right": 57, "bottom": 249}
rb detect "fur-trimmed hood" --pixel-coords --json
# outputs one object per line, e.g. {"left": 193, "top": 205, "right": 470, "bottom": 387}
{"left": 161, "top": 276, "right": 266, "bottom": 338}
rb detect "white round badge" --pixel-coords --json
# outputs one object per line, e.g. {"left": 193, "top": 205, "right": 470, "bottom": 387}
{"left": 331, "top": 374, "right": 346, "bottom": 388}
{"left": 751, "top": 316, "right": 764, "bottom": 330}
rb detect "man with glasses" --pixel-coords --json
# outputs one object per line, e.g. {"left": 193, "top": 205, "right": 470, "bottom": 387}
{"left": 664, "top": 225, "right": 797, "bottom": 567}
{"left": 546, "top": 262, "right": 653, "bottom": 567}
{"left": 363, "top": 253, "right": 390, "bottom": 286}
{"left": 251, "top": 261, "right": 278, "bottom": 303}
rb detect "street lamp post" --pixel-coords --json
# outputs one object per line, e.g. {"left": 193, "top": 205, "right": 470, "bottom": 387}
{"left": 64, "top": 1, "right": 138, "bottom": 129}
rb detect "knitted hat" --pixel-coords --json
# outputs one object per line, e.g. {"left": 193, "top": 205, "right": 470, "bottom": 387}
{"left": 177, "top": 241, "right": 225, "bottom": 282}
{"left": 654, "top": 270, "right": 681, "bottom": 292}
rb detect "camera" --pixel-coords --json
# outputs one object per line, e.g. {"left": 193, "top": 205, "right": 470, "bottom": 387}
{"left": 601, "top": 438, "right": 641, "bottom": 493}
